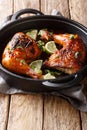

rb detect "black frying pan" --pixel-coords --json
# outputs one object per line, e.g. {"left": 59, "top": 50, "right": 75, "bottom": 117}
{"left": 0, "top": 8, "right": 87, "bottom": 92}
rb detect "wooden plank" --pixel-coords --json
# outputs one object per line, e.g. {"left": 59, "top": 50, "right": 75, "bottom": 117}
{"left": 69, "top": 1, "right": 87, "bottom": 130}
{"left": 81, "top": 112, "right": 87, "bottom": 130}
{"left": 80, "top": 79, "right": 87, "bottom": 130}
{"left": 0, "top": 94, "right": 9, "bottom": 130}
{"left": 80, "top": 112, "right": 87, "bottom": 130}
{"left": 14, "top": 0, "right": 40, "bottom": 12}
{"left": 7, "top": 94, "right": 43, "bottom": 130}
{"left": 0, "top": 0, "right": 13, "bottom": 130}
{"left": 43, "top": 96, "right": 81, "bottom": 130}
{"left": 69, "top": 0, "right": 87, "bottom": 27}
{"left": 41, "top": 0, "right": 69, "bottom": 17}
{"left": 0, "top": 0, "right": 13, "bottom": 20}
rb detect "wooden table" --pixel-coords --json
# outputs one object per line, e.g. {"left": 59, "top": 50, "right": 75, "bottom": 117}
{"left": 0, "top": 0, "right": 87, "bottom": 130}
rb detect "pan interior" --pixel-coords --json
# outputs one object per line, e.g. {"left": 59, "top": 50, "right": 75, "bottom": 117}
{"left": 0, "top": 16, "right": 87, "bottom": 80}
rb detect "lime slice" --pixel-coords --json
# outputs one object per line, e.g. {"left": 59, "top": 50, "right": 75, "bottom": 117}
{"left": 43, "top": 73, "right": 55, "bottom": 79}
{"left": 30, "top": 60, "right": 43, "bottom": 73}
{"left": 26, "top": 29, "right": 38, "bottom": 40}
{"left": 45, "top": 41, "right": 57, "bottom": 54}
{"left": 38, "top": 29, "right": 47, "bottom": 36}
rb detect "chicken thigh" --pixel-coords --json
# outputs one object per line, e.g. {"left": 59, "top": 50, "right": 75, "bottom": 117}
{"left": 44, "top": 34, "right": 86, "bottom": 74}
{"left": 2, "top": 32, "right": 42, "bottom": 79}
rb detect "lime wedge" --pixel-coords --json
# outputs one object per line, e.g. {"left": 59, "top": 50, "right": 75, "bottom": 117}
{"left": 45, "top": 41, "right": 57, "bottom": 54}
{"left": 43, "top": 73, "right": 55, "bottom": 79}
{"left": 30, "top": 60, "right": 43, "bottom": 73}
{"left": 26, "top": 29, "right": 38, "bottom": 40}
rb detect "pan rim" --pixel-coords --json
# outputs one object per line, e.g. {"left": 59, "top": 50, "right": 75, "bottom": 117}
{"left": 0, "top": 15, "right": 87, "bottom": 82}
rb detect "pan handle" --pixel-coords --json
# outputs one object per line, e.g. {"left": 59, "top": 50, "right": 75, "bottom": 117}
{"left": 11, "top": 8, "right": 44, "bottom": 21}
{"left": 42, "top": 73, "right": 83, "bottom": 90}
{"left": 51, "top": 9, "right": 63, "bottom": 17}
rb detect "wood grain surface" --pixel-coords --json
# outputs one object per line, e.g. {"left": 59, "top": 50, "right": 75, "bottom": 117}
{"left": 43, "top": 96, "right": 80, "bottom": 130}
{"left": 0, "top": 0, "right": 87, "bottom": 130}
{"left": 0, "top": 0, "right": 13, "bottom": 20}
{"left": 7, "top": 94, "right": 43, "bottom": 130}
{"left": 41, "top": 0, "right": 69, "bottom": 17}
{"left": 14, "top": 0, "right": 40, "bottom": 12}
{"left": 0, "top": 0, "right": 12, "bottom": 130}
{"left": 0, "top": 94, "right": 9, "bottom": 130}
{"left": 69, "top": 0, "right": 87, "bottom": 27}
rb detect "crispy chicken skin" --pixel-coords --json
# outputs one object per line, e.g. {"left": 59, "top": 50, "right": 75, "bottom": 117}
{"left": 2, "top": 32, "right": 42, "bottom": 79}
{"left": 44, "top": 34, "right": 86, "bottom": 74}
{"left": 2, "top": 31, "right": 86, "bottom": 79}
{"left": 39, "top": 29, "right": 52, "bottom": 41}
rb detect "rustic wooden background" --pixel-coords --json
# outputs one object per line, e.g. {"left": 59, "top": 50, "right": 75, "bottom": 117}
{"left": 0, "top": 0, "right": 87, "bottom": 130}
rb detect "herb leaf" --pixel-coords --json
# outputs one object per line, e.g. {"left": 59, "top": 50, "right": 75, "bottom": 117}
{"left": 70, "top": 34, "right": 75, "bottom": 40}
{"left": 20, "top": 59, "right": 26, "bottom": 65}
{"left": 37, "top": 40, "right": 45, "bottom": 51}
{"left": 45, "top": 69, "right": 62, "bottom": 76}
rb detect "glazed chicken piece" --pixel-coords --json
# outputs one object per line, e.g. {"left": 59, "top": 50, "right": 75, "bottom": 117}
{"left": 44, "top": 34, "right": 86, "bottom": 74}
{"left": 38, "top": 29, "right": 52, "bottom": 41}
{"left": 2, "top": 32, "right": 42, "bottom": 79}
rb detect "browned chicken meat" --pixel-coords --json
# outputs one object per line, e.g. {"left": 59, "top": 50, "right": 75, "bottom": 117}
{"left": 2, "top": 30, "right": 86, "bottom": 79}
{"left": 2, "top": 32, "right": 42, "bottom": 79}
{"left": 38, "top": 29, "right": 52, "bottom": 41}
{"left": 44, "top": 34, "right": 86, "bottom": 74}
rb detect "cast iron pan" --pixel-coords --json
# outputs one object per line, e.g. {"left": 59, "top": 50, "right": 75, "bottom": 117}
{"left": 0, "top": 8, "right": 87, "bottom": 92}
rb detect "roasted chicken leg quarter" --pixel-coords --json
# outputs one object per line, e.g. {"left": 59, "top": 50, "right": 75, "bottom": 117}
{"left": 44, "top": 34, "right": 86, "bottom": 74}
{"left": 2, "top": 31, "right": 86, "bottom": 79}
{"left": 2, "top": 32, "right": 42, "bottom": 79}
